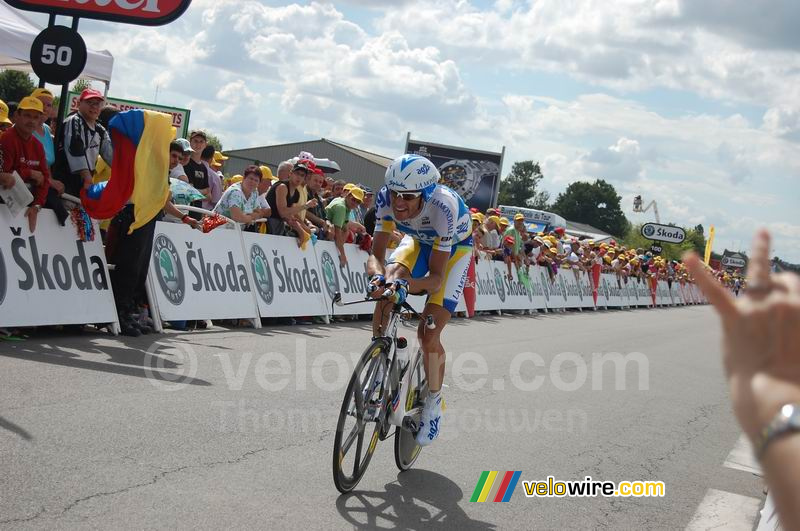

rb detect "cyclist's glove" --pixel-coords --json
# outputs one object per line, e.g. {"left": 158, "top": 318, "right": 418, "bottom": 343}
{"left": 367, "top": 274, "right": 385, "bottom": 294}
{"left": 391, "top": 279, "right": 410, "bottom": 305}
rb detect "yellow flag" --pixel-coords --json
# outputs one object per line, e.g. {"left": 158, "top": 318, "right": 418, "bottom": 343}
{"left": 704, "top": 225, "right": 715, "bottom": 265}
{"left": 129, "top": 110, "right": 172, "bottom": 233}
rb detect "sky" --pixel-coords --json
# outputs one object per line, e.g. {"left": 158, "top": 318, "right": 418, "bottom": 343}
{"left": 16, "top": 0, "right": 800, "bottom": 261}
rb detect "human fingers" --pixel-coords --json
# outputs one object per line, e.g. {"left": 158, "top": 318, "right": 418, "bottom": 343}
{"left": 684, "top": 252, "right": 737, "bottom": 320}
{"left": 746, "top": 229, "right": 772, "bottom": 298}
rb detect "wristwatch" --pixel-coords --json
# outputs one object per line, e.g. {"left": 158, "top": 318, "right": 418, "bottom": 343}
{"left": 754, "top": 403, "right": 800, "bottom": 459}
{"left": 33, "top": 204, "right": 41, "bottom": 211}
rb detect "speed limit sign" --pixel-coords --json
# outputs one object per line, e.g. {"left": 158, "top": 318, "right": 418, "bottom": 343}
{"left": 30, "top": 26, "right": 88, "bottom": 85}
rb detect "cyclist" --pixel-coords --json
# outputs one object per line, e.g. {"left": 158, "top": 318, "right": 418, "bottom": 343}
{"left": 366, "top": 154, "right": 472, "bottom": 446}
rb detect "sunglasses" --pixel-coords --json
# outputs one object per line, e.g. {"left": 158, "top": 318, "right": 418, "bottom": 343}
{"left": 390, "top": 190, "right": 423, "bottom": 201}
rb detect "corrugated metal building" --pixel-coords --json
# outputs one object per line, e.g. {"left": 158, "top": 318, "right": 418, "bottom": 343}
{"left": 223, "top": 138, "right": 393, "bottom": 192}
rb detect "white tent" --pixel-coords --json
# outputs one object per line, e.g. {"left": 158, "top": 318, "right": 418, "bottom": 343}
{"left": 0, "top": 2, "right": 113, "bottom": 86}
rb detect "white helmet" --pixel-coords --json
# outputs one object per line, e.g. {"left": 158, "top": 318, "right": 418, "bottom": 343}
{"left": 384, "top": 154, "right": 439, "bottom": 201}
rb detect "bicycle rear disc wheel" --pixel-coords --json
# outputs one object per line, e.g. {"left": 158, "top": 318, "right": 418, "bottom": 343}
{"left": 333, "top": 340, "right": 389, "bottom": 493}
{"left": 394, "top": 352, "right": 428, "bottom": 471}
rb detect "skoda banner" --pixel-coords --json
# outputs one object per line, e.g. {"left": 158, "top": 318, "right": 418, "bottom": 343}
{"left": 0, "top": 205, "right": 117, "bottom": 327}
{"left": 148, "top": 223, "right": 258, "bottom": 321}
{"left": 245, "top": 234, "right": 329, "bottom": 318}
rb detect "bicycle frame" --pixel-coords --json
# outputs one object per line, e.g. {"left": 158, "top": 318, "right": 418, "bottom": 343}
{"left": 332, "top": 292, "right": 432, "bottom": 431}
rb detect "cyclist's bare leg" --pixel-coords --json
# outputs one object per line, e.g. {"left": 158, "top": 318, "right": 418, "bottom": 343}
{"left": 371, "top": 262, "right": 411, "bottom": 338}
{"left": 417, "top": 303, "right": 452, "bottom": 392}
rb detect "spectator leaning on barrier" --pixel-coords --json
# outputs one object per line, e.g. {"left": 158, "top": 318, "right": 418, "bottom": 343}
{"left": 265, "top": 159, "right": 317, "bottom": 247}
{"left": 0, "top": 100, "right": 12, "bottom": 132}
{"left": 0, "top": 96, "right": 52, "bottom": 232}
{"left": 199, "top": 145, "right": 223, "bottom": 210}
{"left": 304, "top": 166, "right": 330, "bottom": 239}
{"left": 30, "top": 88, "right": 55, "bottom": 168}
{"left": 326, "top": 186, "right": 364, "bottom": 266}
{"left": 53, "top": 88, "right": 112, "bottom": 197}
{"left": 184, "top": 130, "right": 212, "bottom": 219}
{"left": 213, "top": 165, "right": 269, "bottom": 224}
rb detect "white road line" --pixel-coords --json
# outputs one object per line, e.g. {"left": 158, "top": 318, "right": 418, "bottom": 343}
{"left": 723, "top": 434, "right": 762, "bottom": 476}
{"left": 686, "top": 488, "right": 763, "bottom": 531}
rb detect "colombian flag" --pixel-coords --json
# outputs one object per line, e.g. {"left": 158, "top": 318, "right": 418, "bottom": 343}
{"left": 470, "top": 471, "right": 522, "bottom": 502}
{"left": 81, "top": 109, "right": 172, "bottom": 232}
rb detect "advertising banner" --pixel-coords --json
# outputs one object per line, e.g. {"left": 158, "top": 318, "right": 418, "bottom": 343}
{"left": 406, "top": 136, "right": 503, "bottom": 212}
{"left": 0, "top": 205, "right": 117, "bottom": 327}
{"left": 63, "top": 91, "right": 191, "bottom": 138}
{"left": 148, "top": 223, "right": 258, "bottom": 321}
{"left": 245, "top": 234, "right": 330, "bottom": 318}
{"left": 634, "top": 280, "right": 651, "bottom": 307}
{"left": 473, "top": 259, "right": 503, "bottom": 312}
{"left": 600, "top": 274, "right": 625, "bottom": 307}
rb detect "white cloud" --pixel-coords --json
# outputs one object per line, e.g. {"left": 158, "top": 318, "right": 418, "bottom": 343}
{"left": 581, "top": 137, "right": 644, "bottom": 182}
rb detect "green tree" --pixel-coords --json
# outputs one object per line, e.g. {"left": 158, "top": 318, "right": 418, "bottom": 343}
{"left": 71, "top": 78, "right": 92, "bottom": 93}
{"left": 0, "top": 70, "right": 36, "bottom": 104}
{"left": 497, "top": 160, "right": 550, "bottom": 209}
{"left": 205, "top": 132, "right": 223, "bottom": 152}
{"left": 550, "top": 179, "right": 630, "bottom": 237}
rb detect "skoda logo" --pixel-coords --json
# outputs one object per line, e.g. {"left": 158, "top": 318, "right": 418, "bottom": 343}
{"left": 250, "top": 244, "right": 273, "bottom": 305}
{"left": 0, "top": 248, "right": 6, "bottom": 306}
{"left": 540, "top": 272, "right": 550, "bottom": 301}
{"left": 320, "top": 251, "right": 339, "bottom": 301}
{"left": 153, "top": 234, "right": 185, "bottom": 305}
{"left": 643, "top": 225, "right": 655, "bottom": 237}
{"left": 493, "top": 268, "right": 506, "bottom": 302}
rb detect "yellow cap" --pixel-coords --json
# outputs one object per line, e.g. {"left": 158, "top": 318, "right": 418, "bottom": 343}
{"left": 0, "top": 100, "right": 11, "bottom": 126}
{"left": 498, "top": 217, "right": 510, "bottom": 226}
{"left": 343, "top": 183, "right": 355, "bottom": 192}
{"left": 348, "top": 187, "right": 365, "bottom": 203}
{"left": 514, "top": 213, "right": 525, "bottom": 221}
{"left": 17, "top": 96, "right": 43, "bottom": 113}
{"left": 487, "top": 215, "right": 501, "bottom": 226}
{"left": 259, "top": 165, "right": 275, "bottom": 181}
{"left": 213, "top": 151, "right": 229, "bottom": 163}
{"left": 30, "top": 88, "right": 54, "bottom": 100}
{"left": 230, "top": 174, "right": 243, "bottom": 185}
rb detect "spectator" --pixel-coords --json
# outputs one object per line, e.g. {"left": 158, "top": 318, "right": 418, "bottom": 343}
{"left": 481, "top": 215, "right": 502, "bottom": 259}
{"left": 265, "top": 159, "right": 317, "bottom": 247}
{"left": 170, "top": 138, "right": 192, "bottom": 182}
{"left": 326, "top": 186, "right": 364, "bottom": 266}
{"left": 183, "top": 130, "right": 212, "bottom": 219}
{"left": 212, "top": 150, "right": 228, "bottom": 172}
{"left": 199, "top": 144, "right": 223, "bottom": 210}
{"left": 327, "top": 179, "right": 345, "bottom": 204}
{"left": 354, "top": 185, "right": 373, "bottom": 224}
{"left": 0, "top": 96, "right": 52, "bottom": 231}
{"left": 0, "top": 100, "right": 12, "bottom": 132}
{"left": 276, "top": 160, "right": 292, "bottom": 182}
{"left": 30, "top": 88, "right": 55, "bottom": 168}
{"left": 213, "top": 165, "right": 269, "bottom": 224}
{"left": 52, "top": 88, "right": 112, "bottom": 196}
{"left": 106, "top": 141, "right": 199, "bottom": 336}
{"left": 304, "top": 167, "right": 330, "bottom": 239}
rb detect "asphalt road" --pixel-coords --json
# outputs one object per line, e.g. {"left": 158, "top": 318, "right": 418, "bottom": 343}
{"left": 0, "top": 306, "right": 765, "bottom": 530}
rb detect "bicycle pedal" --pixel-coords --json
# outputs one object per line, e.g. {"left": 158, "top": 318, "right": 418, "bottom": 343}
{"left": 365, "top": 399, "right": 384, "bottom": 421}
{"left": 402, "top": 414, "right": 419, "bottom": 433}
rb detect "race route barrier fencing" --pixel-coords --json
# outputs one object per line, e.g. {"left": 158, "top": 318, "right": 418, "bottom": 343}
{"left": 0, "top": 201, "right": 708, "bottom": 330}
{"left": 0, "top": 204, "right": 119, "bottom": 329}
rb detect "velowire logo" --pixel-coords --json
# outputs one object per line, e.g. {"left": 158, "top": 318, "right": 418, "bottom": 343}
{"left": 320, "top": 251, "right": 340, "bottom": 301}
{"left": 152, "top": 234, "right": 185, "bottom": 305}
{"left": 250, "top": 244, "right": 273, "bottom": 305}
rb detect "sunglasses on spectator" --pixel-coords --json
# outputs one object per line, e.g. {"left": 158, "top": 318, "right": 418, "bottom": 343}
{"left": 390, "top": 190, "right": 423, "bottom": 201}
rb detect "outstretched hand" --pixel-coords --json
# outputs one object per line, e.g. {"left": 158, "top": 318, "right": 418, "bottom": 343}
{"left": 685, "top": 229, "right": 800, "bottom": 441}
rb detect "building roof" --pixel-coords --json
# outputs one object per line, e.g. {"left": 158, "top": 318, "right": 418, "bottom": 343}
{"left": 322, "top": 138, "right": 393, "bottom": 168}
{"left": 565, "top": 220, "right": 614, "bottom": 242}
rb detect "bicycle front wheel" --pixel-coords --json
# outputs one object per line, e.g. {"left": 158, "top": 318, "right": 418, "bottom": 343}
{"left": 332, "top": 339, "right": 389, "bottom": 493}
{"left": 394, "top": 350, "right": 429, "bottom": 471}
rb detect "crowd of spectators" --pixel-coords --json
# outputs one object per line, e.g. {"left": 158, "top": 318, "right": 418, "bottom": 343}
{"left": 0, "top": 90, "right": 735, "bottom": 338}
